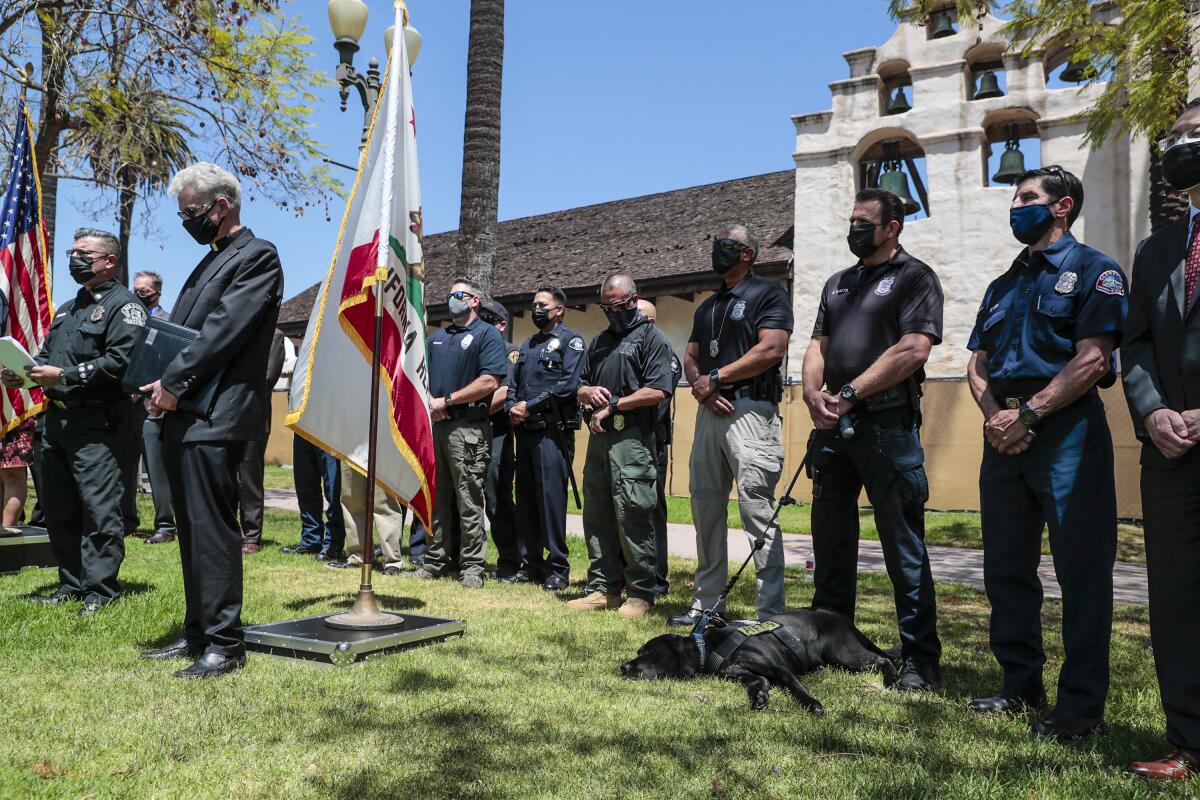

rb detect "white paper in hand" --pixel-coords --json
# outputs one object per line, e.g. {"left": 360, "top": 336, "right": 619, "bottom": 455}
{"left": 0, "top": 336, "right": 37, "bottom": 389}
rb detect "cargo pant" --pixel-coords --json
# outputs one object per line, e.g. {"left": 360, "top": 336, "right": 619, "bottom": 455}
{"left": 581, "top": 426, "right": 659, "bottom": 601}
{"left": 340, "top": 463, "right": 405, "bottom": 569}
{"left": 426, "top": 418, "right": 491, "bottom": 579}
{"left": 688, "top": 397, "right": 786, "bottom": 618}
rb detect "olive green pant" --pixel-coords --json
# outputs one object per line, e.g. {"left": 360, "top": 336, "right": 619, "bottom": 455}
{"left": 340, "top": 463, "right": 406, "bottom": 569}
{"left": 581, "top": 426, "right": 659, "bottom": 601}
{"left": 426, "top": 418, "right": 491, "bottom": 579}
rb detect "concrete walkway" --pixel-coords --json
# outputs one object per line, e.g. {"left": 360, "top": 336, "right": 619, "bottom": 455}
{"left": 264, "top": 488, "right": 1149, "bottom": 605}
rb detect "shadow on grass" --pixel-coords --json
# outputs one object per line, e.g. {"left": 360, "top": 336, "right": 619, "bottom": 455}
{"left": 282, "top": 593, "right": 427, "bottom": 613}
{"left": 25, "top": 579, "right": 157, "bottom": 601}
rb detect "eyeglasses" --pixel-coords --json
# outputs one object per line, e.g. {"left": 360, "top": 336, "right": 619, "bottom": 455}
{"left": 64, "top": 249, "right": 105, "bottom": 260}
{"left": 1159, "top": 126, "right": 1200, "bottom": 153}
{"left": 598, "top": 294, "right": 635, "bottom": 312}
{"left": 447, "top": 290, "right": 476, "bottom": 302}
{"left": 176, "top": 198, "right": 217, "bottom": 220}
{"left": 479, "top": 313, "right": 502, "bottom": 325}
{"left": 714, "top": 238, "right": 747, "bottom": 251}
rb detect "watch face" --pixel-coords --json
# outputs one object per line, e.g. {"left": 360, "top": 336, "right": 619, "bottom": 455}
{"left": 841, "top": 386, "right": 855, "bottom": 400}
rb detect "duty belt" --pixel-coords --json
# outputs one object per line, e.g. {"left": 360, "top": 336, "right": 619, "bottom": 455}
{"left": 995, "top": 394, "right": 1033, "bottom": 410}
{"left": 717, "top": 385, "right": 756, "bottom": 401}
{"left": 441, "top": 404, "right": 490, "bottom": 422}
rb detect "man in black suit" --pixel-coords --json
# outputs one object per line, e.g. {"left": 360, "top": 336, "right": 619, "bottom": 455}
{"left": 138, "top": 162, "right": 284, "bottom": 679}
{"left": 1123, "top": 99, "right": 1200, "bottom": 781}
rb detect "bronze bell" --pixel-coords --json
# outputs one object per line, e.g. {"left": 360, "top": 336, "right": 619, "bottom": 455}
{"left": 991, "top": 142, "right": 1026, "bottom": 185}
{"left": 928, "top": 12, "right": 955, "bottom": 39}
{"left": 973, "top": 70, "right": 1004, "bottom": 100}
{"left": 886, "top": 87, "right": 911, "bottom": 115}
{"left": 1059, "top": 59, "right": 1089, "bottom": 83}
{"left": 878, "top": 168, "right": 921, "bottom": 216}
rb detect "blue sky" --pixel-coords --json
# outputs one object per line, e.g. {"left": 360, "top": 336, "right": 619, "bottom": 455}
{"left": 48, "top": 0, "right": 903, "bottom": 309}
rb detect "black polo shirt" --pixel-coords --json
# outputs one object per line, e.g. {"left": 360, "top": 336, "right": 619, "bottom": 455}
{"left": 812, "top": 246, "right": 943, "bottom": 392}
{"left": 688, "top": 272, "right": 793, "bottom": 378}
{"left": 581, "top": 318, "right": 675, "bottom": 398}
{"left": 427, "top": 316, "right": 508, "bottom": 399}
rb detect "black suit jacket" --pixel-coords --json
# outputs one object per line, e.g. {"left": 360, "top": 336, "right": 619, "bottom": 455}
{"left": 161, "top": 227, "right": 284, "bottom": 443}
{"left": 1121, "top": 216, "right": 1200, "bottom": 469}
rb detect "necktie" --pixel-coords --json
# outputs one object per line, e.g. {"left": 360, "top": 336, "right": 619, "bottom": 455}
{"left": 1186, "top": 218, "right": 1200, "bottom": 307}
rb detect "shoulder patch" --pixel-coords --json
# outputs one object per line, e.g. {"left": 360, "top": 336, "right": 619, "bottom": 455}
{"left": 569, "top": 336, "right": 584, "bottom": 351}
{"left": 507, "top": 349, "right": 520, "bottom": 364}
{"left": 1095, "top": 269, "right": 1125, "bottom": 296}
{"left": 120, "top": 303, "right": 147, "bottom": 326}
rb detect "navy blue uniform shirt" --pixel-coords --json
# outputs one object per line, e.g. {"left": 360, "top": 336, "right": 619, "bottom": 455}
{"left": 505, "top": 322, "right": 586, "bottom": 415}
{"left": 967, "top": 232, "right": 1128, "bottom": 394}
{"left": 427, "top": 316, "right": 508, "bottom": 399}
{"left": 689, "top": 273, "right": 792, "bottom": 379}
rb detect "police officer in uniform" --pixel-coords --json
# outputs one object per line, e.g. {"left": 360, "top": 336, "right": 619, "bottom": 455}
{"left": 507, "top": 284, "right": 585, "bottom": 591}
{"left": 476, "top": 298, "right": 522, "bottom": 581}
{"left": 672, "top": 223, "right": 792, "bottom": 626}
{"left": 567, "top": 274, "right": 673, "bottom": 620}
{"left": 801, "top": 189, "right": 944, "bottom": 691}
{"left": 415, "top": 279, "right": 508, "bottom": 588}
{"left": 967, "top": 166, "right": 1126, "bottom": 741}
{"left": 5, "top": 228, "right": 145, "bottom": 614}
{"left": 637, "top": 299, "right": 681, "bottom": 597}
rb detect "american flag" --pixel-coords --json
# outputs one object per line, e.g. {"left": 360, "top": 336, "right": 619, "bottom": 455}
{"left": 0, "top": 102, "right": 51, "bottom": 432}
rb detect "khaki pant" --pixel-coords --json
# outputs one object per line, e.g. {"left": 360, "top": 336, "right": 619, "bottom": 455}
{"left": 340, "top": 462, "right": 406, "bottom": 568}
{"left": 688, "top": 397, "right": 786, "bottom": 617}
{"left": 425, "top": 418, "right": 491, "bottom": 579}
{"left": 581, "top": 426, "right": 659, "bottom": 601}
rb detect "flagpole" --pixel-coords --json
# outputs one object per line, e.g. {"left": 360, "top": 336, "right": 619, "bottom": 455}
{"left": 325, "top": 0, "right": 410, "bottom": 632}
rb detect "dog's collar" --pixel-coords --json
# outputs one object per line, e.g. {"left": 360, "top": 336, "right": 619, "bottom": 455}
{"left": 690, "top": 611, "right": 714, "bottom": 672}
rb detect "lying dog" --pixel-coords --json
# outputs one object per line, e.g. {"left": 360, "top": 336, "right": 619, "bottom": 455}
{"left": 619, "top": 608, "right": 897, "bottom": 714}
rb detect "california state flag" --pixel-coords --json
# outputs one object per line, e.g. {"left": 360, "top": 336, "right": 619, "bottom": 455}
{"left": 287, "top": 2, "right": 434, "bottom": 526}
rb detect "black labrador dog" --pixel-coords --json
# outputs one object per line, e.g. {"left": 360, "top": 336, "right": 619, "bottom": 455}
{"left": 619, "top": 608, "right": 897, "bottom": 715}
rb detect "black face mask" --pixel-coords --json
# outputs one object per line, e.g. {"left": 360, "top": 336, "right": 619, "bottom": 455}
{"left": 532, "top": 308, "right": 553, "bottom": 329}
{"left": 847, "top": 223, "right": 881, "bottom": 260}
{"left": 69, "top": 255, "right": 98, "bottom": 285}
{"left": 1162, "top": 140, "right": 1200, "bottom": 192}
{"left": 182, "top": 210, "right": 221, "bottom": 245}
{"left": 712, "top": 243, "right": 743, "bottom": 275}
{"left": 136, "top": 292, "right": 156, "bottom": 308}
{"left": 604, "top": 306, "right": 640, "bottom": 333}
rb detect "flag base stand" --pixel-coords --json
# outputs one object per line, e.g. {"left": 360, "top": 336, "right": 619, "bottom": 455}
{"left": 0, "top": 526, "right": 55, "bottom": 574}
{"left": 325, "top": 584, "right": 405, "bottom": 630}
{"left": 244, "top": 611, "right": 464, "bottom": 666}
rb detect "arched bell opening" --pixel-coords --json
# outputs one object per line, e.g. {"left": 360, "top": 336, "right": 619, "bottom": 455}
{"left": 857, "top": 137, "right": 930, "bottom": 220}
{"left": 1044, "top": 40, "right": 1114, "bottom": 89}
{"left": 877, "top": 59, "right": 913, "bottom": 117}
{"left": 982, "top": 116, "right": 1042, "bottom": 188}
{"left": 964, "top": 43, "right": 1006, "bottom": 102}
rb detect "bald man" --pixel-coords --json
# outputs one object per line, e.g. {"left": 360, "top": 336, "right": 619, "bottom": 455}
{"left": 637, "top": 299, "right": 682, "bottom": 597}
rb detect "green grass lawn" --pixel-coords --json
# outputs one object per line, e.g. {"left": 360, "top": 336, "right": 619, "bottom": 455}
{"left": 0, "top": 497, "right": 1179, "bottom": 799}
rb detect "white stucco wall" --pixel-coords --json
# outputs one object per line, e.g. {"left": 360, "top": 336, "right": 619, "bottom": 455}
{"left": 790, "top": 12, "right": 1151, "bottom": 379}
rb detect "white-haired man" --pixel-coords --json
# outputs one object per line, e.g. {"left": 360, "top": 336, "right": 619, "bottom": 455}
{"left": 139, "top": 162, "right": 284, "bottom": 679}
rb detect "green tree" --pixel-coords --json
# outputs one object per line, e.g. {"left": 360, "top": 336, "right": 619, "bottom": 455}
{"left": 455, "top": 0, "right": 505, "bottom": 299}
{"left": 1, "top": 0, "right": 338, "bottom": 257}
{"left": 889, "top": 0, "right": 1198, "bottom": 230}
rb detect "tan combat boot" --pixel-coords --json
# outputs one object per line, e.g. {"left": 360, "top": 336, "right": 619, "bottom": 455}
{"left": 617, "top": 598, "right": 653, "bottom": 620}
{"left": 566, "top": 591, "right": 621, "bottom": 612}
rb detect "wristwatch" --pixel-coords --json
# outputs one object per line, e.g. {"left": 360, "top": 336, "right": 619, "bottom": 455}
{"left": 839, "top": 384, "right": 858, "bottom": 404}
{"left": 1018, "top": 402, "right": 1041, "bottom": 428}
{"left": 609, "top": 395, "right": 620, "bottom": 412}
{"left": 444, "top": 394, "right": 455, "bottom": 408}
{"left": 708, "top": 368, "right": 720, "bottom": 384}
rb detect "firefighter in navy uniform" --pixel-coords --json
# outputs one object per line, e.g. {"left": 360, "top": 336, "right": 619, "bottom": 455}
{"left": 966, "top": 166, "right": 1126, "bottom": 742}
{"left": 5, "top": 228, "right": 145, "bottom": 614}
{"left": 506, "top": 284, "right": 585, "bottom": 591}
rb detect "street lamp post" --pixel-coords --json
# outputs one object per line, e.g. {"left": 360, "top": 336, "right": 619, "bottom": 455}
{"left": 327, "top": 0, "right": 421, "bottom": 150}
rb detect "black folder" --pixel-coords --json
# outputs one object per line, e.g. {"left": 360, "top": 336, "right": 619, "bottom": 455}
{"left": 122, "top": 317, "right": 222, "bottom": 417}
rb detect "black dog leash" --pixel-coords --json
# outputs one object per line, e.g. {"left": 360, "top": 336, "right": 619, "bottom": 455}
{"left": 690, "top": 449, "right": 812, "bottom": 644}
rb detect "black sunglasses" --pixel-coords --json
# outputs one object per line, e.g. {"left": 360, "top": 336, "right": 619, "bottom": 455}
{"left": 176, "top": 198, "right": 218, "bottom": 220}
{"left": 714, "top": 238, "right": 748, "bottom": 251}
{"left": 447, "top": 290, "right": 476, "bottom": 302}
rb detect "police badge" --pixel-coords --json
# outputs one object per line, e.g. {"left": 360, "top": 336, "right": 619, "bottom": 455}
{"left": 460, "top": 333, "right": 474, "bottom": 350}
{"left": 731, "top": 301, "right": 746, "bottom": 321}
{"left": 613, "top": 414, "right": 625, "bottom": 432}
{"left": 547, "top": 338, "right": 560, "bottom": 352}
{"left": 1054, "top": 272, "right": 1078, "bottom": 294}
{"left": 875, "top": 276, "right": 895, "bottom": 296}
{"left": 90, "top": 306, "right": 105, "bottom": 322}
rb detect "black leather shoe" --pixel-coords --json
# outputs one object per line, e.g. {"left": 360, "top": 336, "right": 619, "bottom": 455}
{"left": 890, "top": 659, "right": 941, "bottom": 692}
{"left": 32, "top": 587, "right": 83, "bottom": 604}
{"left": 141, "top": 637, "right": 199, "bottom": 660}
{"left": 77, "top": 595, "right": 113, "bottom": 616}
{"left": 145, "top": 531, "right": 175, "bottom": 545}
{"left": 1031, "top": 709, "right": 1107, "bottom": 742}
{"left": 173, "top": 652, "right": 246, "bottom": 679}
{"left": 970, "top": 685, "right": 1048, "bottom": 715}
{"left": 325, "top": 559, "right": 359, "bottom": 570}
{"left": 281, "top": 544, "right": 321, "bottom": 555}
{"left": 382, "top": 565, "right": 403, "bottom": 576}
{"left": 668, "top": 610, "right": 703, "bottom": 627}
{"left": 316, "top": 551, "right": 345, "bottom": 562}
{"left": 541, "top": 575, "right": 569, "bottom": 592}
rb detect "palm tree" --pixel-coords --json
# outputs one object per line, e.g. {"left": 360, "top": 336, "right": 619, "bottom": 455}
{"left": 66, "top": 81, "right": 193, "bottom": 284}
{"left": 455, "top": 0, "right": 504, "bottom": 299}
